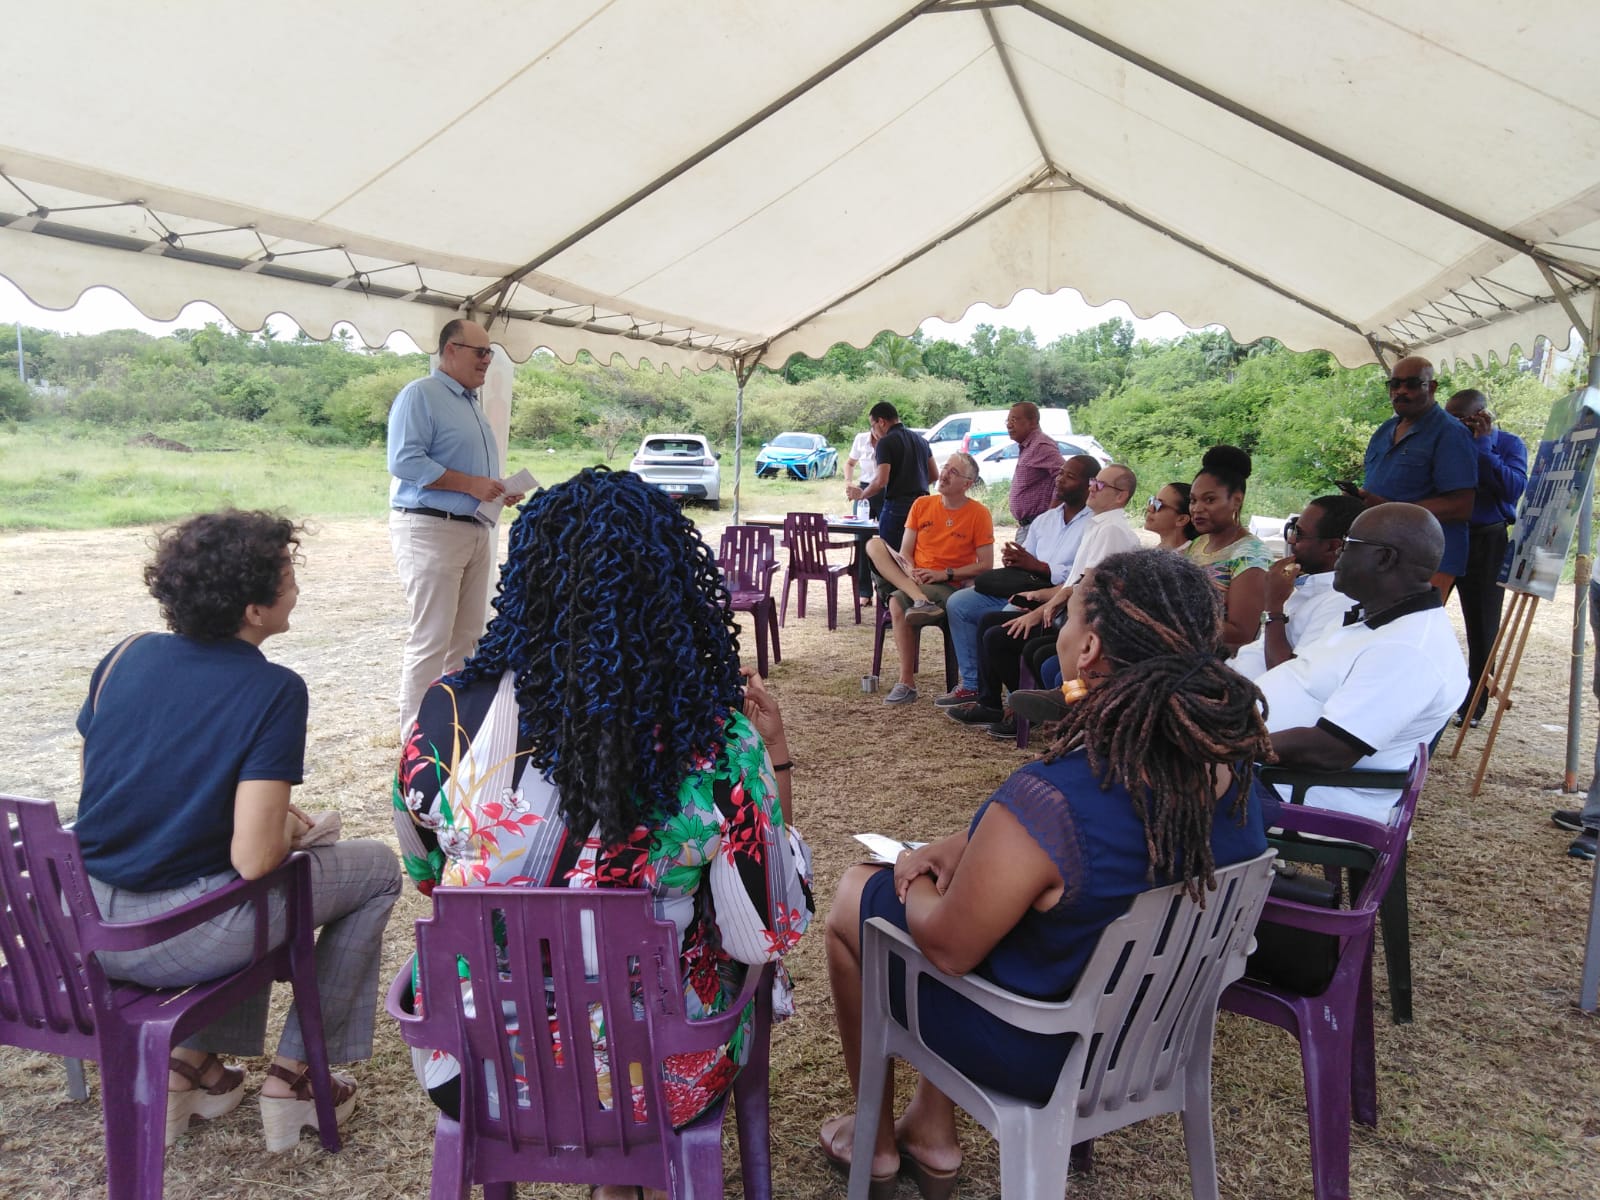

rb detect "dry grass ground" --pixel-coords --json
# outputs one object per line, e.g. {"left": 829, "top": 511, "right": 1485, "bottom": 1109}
{"left": 2, "top": 516, "right": 1599, "bottom": 1199}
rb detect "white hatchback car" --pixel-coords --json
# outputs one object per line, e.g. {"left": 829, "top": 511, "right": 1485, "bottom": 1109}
{"left": 629, "top": 433, "right": 722, "bottom": 508}
{"left": 975, "top": 434, "right": 1111, "bottom": 486}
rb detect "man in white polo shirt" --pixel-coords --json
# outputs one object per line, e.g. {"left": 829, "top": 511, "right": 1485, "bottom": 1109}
{"left": 1232, "top": 493, "right": 1363, "bottom": 679}
{"left": 1257, "top": 503, "right": 1467, "bottom": 821}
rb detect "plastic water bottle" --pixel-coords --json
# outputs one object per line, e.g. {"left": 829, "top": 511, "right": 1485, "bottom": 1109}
{"left": 855, "top": 497, "right": 871, "bottom": 522}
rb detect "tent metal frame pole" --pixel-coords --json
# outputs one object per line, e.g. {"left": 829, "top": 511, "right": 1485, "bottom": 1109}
{"left": 1577, "top": 290, "right": 1600, "bottom": 1012}
{"left": 981, "top": 7, "right": 1051, "bottom": 163}
{"left": 1015, "top": 0, "right": 1600, "bottom": 289}
{"left": 468, "top": 0, "right": 946, "bottom": 316}
{"left": 1536, "top": 261, "right": 1594, "bottom": 350}
{"left": 730, "top": 352, "right": 762, "bottom": 524}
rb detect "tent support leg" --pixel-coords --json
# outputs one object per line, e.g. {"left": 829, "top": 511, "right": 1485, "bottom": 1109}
{"left": 1577, "top": 292, "right": 1600, "bottom": 1013}
{"left": 731, "top": 352, "right": 762, "bottom": 524}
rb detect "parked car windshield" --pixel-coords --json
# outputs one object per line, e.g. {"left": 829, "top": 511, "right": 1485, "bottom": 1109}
{"left": 770, "top": 433, "right": 817, "bottom": 449}
{"left": 641, "top": 438, "right": 707, "bottom": 457}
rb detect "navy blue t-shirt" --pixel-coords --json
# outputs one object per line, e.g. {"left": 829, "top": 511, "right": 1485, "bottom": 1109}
{"left": 1363, "top": 402, "right": 1477, "bottom": 576}
{"left": 75, "top": 633, "right": 308, "bottom": 891}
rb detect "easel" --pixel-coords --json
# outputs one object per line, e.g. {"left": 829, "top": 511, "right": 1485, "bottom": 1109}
{"left": 1449, "top": 589, "right": 1540, "bottom": 797}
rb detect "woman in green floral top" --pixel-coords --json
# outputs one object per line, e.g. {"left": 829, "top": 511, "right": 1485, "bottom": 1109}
{"left": 1185, "top": 445, "right": 1273, "bottom": 652}
{"left": 392, "top": 469, "right": 812, "bottom": 1180}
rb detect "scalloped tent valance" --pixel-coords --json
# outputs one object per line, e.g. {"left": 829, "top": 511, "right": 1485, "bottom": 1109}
{"left": 2, "top": 1, "right": 1598, "bottom": 370}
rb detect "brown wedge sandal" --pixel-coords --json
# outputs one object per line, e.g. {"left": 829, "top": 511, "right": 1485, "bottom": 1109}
{"left": 165, "top": 1054, "right": 246, "bottom": 1147}
{"left": 258, "top": 1063, "right": 357, "bottom": 1153}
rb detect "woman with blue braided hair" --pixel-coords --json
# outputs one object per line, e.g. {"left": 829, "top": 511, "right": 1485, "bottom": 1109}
{"left": 393, "top": 468, "right": 812, "bottom": 1187}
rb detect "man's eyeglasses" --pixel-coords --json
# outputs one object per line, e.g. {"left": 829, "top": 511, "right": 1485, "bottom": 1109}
{"left": 1283, "top": 516, "right": 1300, "bottom": 540}
{"left": 1386, "top": 374, "right": 1429, "bottom": 392}
{"left": 1089, "top": 477, "right": 1128, "bottom": 494}
{"left": 449, "top": 341, "right": 495, "bottom": 361}
{"left": 1338, "top": 535, "right": 1397, "bottom": 556}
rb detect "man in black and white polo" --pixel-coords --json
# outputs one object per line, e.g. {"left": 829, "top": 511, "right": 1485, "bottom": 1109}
{"left": 1255, "top": 503, "right": 1467, "bottom": 822}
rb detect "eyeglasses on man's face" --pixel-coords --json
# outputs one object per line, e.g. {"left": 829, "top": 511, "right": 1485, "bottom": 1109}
{"left": 1089, "top": 477, "right": 1128, "bottom": 494}
{"left": 1386, "top": 374, "right": 1429, "bottom": 392}
{"left": 1338, "top": 535, "right": 1397, "bottom": 556}
{"left": 449, "top": 341, "right": 495, "bottom": 361}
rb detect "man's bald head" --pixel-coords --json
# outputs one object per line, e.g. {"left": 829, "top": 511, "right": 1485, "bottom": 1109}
{"left": 1387, "top": 355, "right": 1438, "bottom": 419}
{"left": 1334, "top": 502, "right": 1443, "bottom": 605}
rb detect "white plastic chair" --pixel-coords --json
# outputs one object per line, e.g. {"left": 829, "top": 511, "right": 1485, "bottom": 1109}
{"left": 849, "top": 849, "right": 1276, "bottom": 1200}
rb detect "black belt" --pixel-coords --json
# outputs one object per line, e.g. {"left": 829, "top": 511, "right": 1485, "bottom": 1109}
{"left": 1469, "top": 520, "right": 1509, "bottom": 533}
{"left": 394, "top": 506, "right": 481, "bottom": 524}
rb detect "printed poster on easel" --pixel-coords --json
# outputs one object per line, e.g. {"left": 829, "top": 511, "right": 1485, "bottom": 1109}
{"left": 1502, "top": 382, "right": 1600, "bottom": 598}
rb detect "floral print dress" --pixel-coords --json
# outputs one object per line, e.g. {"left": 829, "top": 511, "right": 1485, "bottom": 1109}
{"left": 393, "top": 671, "right": 813, "bottom": 1127}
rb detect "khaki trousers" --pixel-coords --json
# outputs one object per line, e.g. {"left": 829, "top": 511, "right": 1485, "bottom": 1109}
{"left": 390, "top": 511, "right": 494, "bottom": 734}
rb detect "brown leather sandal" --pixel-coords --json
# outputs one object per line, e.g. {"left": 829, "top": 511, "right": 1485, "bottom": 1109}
{"left": 259, "top": 1063, "right": 357, "bottom": 1153}
{"left": 165, "top": 1054, "right": 245, "bottom": 1146}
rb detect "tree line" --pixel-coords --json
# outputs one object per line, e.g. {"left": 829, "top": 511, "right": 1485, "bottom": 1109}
{"left": 0, "top": 317, "right": 1572, "bottom": 509}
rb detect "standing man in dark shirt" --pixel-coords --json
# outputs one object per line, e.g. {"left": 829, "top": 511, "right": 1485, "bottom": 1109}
{"left": 1444, "top": 388, "right": 1528, "bottom": 724}
{"left": 1357, "top": 355, "right": 1477, "bottom": 598}
{"left": 847, "top": 401, "right": 935, "bottom": 551}
{"left": 1005, "top": 402, "right": 1066, "bottom": 529}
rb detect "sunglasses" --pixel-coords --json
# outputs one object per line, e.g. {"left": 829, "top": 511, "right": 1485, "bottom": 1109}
{"left": 1386, "top": 374, "right": 1428, "bottom": 391}
{"left": 449, "top": 341, "right": 495, "bottom": 361}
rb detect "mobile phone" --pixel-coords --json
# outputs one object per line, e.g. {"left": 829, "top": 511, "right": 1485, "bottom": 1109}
{"left": 1334, "top": 479, "right": 1359, "bottom": 496}
{"left": 1009, "top": 594, "right": 1044, "bottom": 611}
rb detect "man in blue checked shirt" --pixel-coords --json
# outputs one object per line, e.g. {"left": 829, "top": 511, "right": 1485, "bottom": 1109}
{"left": 387, "top": 319, "right": 524, "bottom": 734}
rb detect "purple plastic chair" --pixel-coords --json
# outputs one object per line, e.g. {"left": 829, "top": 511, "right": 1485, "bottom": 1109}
{"left": 779, "top": 512, "right": 861, "bottom": 629}
{"left": 718, "top": 524, "right": 782, "bottom": 677}
{"left": 0, "top": 794, "right": 339, "bottom": 1200}
{"left": 1220, "top": 746, "right": 1426, "bottom": 1200}
{"left": 871, "top": 595, "right": 958, "bottom": 693}
{"left": 386, "top": 886, "right": 774, "bottom": 1199}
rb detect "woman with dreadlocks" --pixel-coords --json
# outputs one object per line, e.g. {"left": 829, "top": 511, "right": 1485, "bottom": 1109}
{"left": 392, "top": 469, "right": 813, "bottom": 1180}
{"left": 821, "top": 549, "right": 1269, "bottom": 1200}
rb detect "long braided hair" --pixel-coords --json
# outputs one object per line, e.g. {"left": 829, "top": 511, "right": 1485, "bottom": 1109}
{"left": 450, "top": 467, "right": 744, "bottom": 845}
{"left": 1042, "top": 549, "right": 1270, "bottom": 899}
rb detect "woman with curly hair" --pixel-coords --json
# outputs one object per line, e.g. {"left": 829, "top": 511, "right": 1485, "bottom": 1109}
{"left": 394, "top": 467, "right": 813, "bottom": 1196}
{"left": 1185, "top": 444, "right": 1272, "bottom": 651}
{"left": 74, "top": 509, "right": 401, "bottom": 1152}
{"left": 820, "top": 549, "right": 1269, "bottom": 1199}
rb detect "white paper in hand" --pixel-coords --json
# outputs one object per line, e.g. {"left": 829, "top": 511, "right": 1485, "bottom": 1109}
{"left": 477, "top": 468, "right": 540, "bottom": 522}
{"left": 853, "top": 833, "right": 926, "bottom": 865}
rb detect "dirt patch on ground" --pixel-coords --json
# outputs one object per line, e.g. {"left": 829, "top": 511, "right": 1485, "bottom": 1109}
{"left": 3, "top": 518, "right": 1599, "bottom": 1199}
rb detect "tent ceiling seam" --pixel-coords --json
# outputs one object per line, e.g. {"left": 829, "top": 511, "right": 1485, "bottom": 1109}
{"left": 1015, "top": 0, "right": 1600, "bottom": 289}
{"left": 1059, "top": 171, "right": 1390, "bottom": 347}
{"left": 982, "top": 8, "right": 1051, "bottom": 165}
{"left": 762, "top": 166, "right": 1058, "bottom": 347}
{"left": 466, "top": 0, "right": 946, "bottom": 313}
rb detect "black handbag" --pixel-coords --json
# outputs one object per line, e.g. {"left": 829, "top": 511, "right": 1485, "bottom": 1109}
{"left": 1244, "top": 865, "right": 1341, "bottom": 995}
{"left": 973, "top": 566, "right": 1052, "bottom": 597}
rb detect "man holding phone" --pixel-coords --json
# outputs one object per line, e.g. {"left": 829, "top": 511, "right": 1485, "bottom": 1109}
{"left": 1443, "top": 388, "right": 1527, "bottom": 725}
{"left": 1352, "top": 355, "right": 1477, "bottom": 599}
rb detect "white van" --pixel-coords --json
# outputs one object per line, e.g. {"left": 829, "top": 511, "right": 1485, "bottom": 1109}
{"left": 923, "top": 407, "right": 1075, "bottom": 466}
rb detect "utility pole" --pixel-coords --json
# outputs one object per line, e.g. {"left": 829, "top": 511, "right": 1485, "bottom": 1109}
{"left": 14, "top": 322, "right": 23, "bottom": 384}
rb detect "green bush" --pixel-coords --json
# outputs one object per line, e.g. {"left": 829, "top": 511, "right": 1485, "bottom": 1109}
{"left": 0, "top": 375, "right": 33, "bottom": 422}
{"left": 324, "top": 367, "right": 418, "bottom": 443}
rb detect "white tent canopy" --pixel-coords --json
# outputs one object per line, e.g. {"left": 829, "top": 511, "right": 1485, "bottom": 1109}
{"left": 3, "top": 0, "right": 1599, "bottom": 370}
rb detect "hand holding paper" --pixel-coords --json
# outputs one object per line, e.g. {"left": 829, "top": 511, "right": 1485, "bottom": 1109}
{"left": 477, "top": 468, "right": 540, "bottom": 521}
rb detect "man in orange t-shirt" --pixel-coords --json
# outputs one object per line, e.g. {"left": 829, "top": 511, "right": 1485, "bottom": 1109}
{"left": 864, "top": 452, "right": 994, "bottom": 705}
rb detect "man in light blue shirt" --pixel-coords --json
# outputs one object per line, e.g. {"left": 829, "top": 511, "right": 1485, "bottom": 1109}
{"left": 387, "top": 319, "right": 523, "bottom": 733}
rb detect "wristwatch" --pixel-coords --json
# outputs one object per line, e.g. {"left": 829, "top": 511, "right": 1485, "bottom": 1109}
{"left": 945, "top": 568, "right": 955, "bottom": 583}
{"left": 1261, "top": 611, "right": 1287, "bottom": 626}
